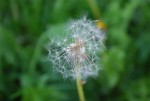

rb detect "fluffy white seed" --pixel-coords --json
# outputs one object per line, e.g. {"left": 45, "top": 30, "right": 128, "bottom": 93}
{"left": 46, "top": 16, "right": 105, "bottom": 80}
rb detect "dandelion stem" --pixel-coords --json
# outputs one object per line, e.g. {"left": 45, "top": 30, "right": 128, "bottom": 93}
{"left": 76, "top": 76, "right": 85, "bottom": 101}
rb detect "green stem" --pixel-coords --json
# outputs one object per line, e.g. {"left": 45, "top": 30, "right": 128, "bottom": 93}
{"left": 87, "top": 0, "right": 100, "bottom": 19}
{"left": 76, "top": 76, "right": 86, "bottom": 101}
{"left": 9, "top": 0, "right": 19, "bottom": 22}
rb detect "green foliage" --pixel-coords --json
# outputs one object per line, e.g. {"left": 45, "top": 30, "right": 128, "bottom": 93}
{"left": 0, "top": 0, "right": 150, "bottom": 101}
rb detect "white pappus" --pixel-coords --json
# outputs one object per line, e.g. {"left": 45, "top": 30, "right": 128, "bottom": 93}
{"left": 46, "top": 16, "right": 106, "bottom": 80}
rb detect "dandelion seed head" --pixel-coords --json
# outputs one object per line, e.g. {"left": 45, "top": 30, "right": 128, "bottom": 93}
{"left": 46, "top": 16, "right": 105, "bottom": 80}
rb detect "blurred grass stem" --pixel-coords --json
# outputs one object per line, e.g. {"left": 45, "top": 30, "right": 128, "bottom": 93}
{"left": 87, "top": 0, "right": 100, "bottom": 19}
{"left": 9, "top": 0, "right": 19, "bottom": 22}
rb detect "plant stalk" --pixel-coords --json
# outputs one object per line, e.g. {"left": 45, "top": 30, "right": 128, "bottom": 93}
{"left": 76, "top": 76, "right": 85, "bottom": 101}
{"left": 87, "top": 0, "right": 100, "bottom": 19}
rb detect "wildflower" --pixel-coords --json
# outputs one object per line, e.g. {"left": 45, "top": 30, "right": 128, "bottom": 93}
{"left": 46, "top": 16, "right": 105, "bottom": 80}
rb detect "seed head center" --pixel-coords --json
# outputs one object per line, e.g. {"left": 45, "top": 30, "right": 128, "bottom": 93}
{"left": 66, "top": 40, "right": 86, "bottom": 60}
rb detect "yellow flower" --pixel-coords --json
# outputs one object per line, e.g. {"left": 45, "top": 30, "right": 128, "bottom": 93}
{"left": 96, "top": 20, "right": 106, "bottom": 30}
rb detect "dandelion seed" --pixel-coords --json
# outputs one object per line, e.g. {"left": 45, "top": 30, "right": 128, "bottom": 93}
{"left": 46, "top": 16, "right": 105, "bottom": 80}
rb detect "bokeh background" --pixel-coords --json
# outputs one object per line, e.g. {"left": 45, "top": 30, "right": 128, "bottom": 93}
{"left": 0, "top": 0, "right": 150, "bottom": 101}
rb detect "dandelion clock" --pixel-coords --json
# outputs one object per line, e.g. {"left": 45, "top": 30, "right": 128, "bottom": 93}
{"left": 46, "top": 16, "right": 106, "bottom": 101}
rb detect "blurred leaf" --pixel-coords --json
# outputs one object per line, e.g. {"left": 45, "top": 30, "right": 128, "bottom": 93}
{"left": 103, "top": 47, "right": 125, "bottom": 88}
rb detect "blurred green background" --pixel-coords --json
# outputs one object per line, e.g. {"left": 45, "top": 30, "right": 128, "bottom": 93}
{"left": 0, "top": 0, "right": 150, "bottom": 101}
